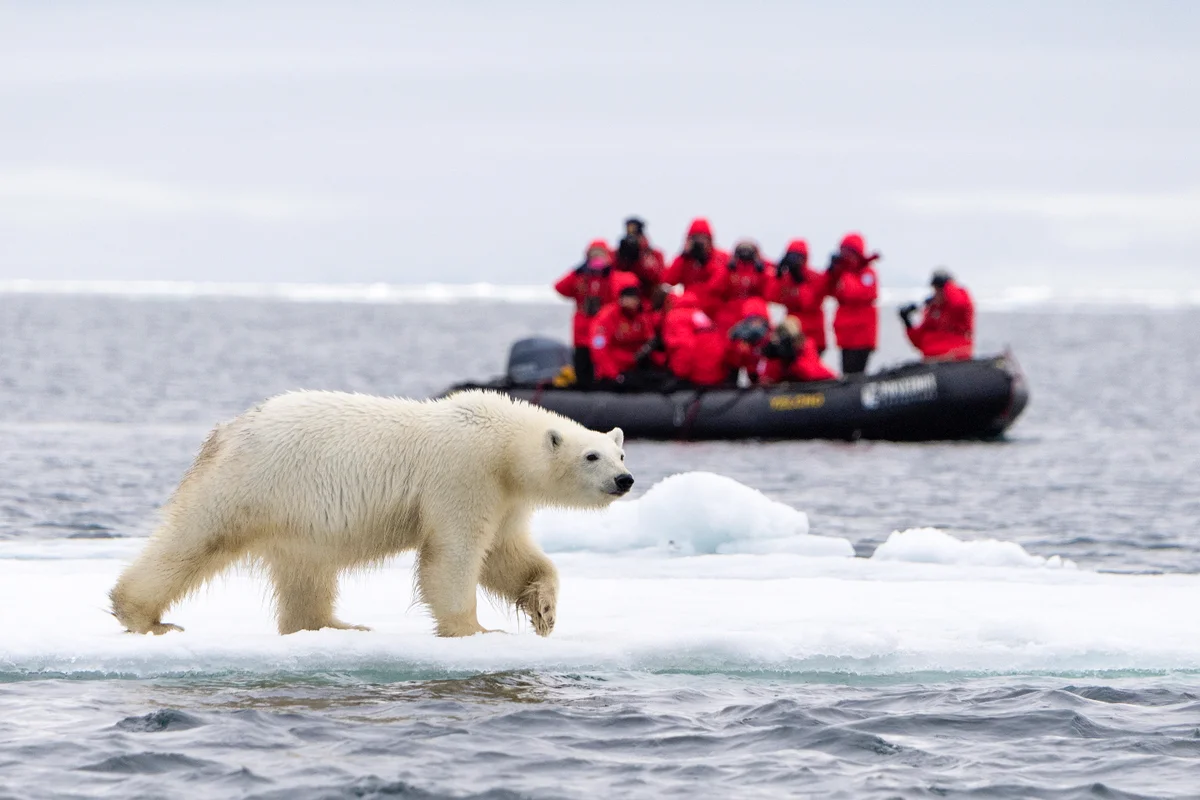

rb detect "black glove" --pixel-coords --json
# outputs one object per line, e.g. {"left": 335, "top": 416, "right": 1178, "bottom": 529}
{"left": 898, "top": 304, "right": 918, "bottom": 329}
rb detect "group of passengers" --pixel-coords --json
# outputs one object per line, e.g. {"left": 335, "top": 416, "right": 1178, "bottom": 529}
{"left": 554, "top": 217, "right": 975, "bottom": 389}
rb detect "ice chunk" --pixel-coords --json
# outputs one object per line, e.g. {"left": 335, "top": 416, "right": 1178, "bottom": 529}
{"left": 872, "top": 527, "right": 1076, "bottom": 569}
{"left": 532, "top": 472, "right": 853, "bottom": 558}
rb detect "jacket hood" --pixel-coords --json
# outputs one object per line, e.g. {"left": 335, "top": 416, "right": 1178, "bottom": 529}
{"left": 740, "top": 297, "right": 770, "bottom": 322}
{"left": 611, "top": 271, "right": 642, "bottom": 296}
{"left": 840, "top": 233, "right": 865, "bottom": 256}
{"left": 585, "top": 238, "right": 613, "bottom": 258}
{"left": 785, "top": 239, "right": 809, "bottom": 256}
{"left": 686, "top": 218, "right": 713, "bottom": 239}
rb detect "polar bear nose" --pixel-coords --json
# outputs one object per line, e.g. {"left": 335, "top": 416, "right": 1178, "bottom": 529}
{"left": 614, "top": 473, "right": 635, "bottom": 492}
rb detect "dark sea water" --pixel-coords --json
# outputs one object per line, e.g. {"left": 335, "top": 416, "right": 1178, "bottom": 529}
{"left": 1, "top": 294, "right": 1199, "bottom": 799}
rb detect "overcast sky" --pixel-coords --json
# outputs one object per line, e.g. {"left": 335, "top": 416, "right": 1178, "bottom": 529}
{"left": 1, "top": 1, "right": 1197, "bottom": 293}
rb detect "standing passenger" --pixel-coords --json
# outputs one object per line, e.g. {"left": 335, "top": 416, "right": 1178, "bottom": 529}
{"left": 663, "top": 218, "right": 729, "bottom": 310}
{"left": 614, "top": 216, "right": 667, "bottom": 295}
{"left": 829, "top": 232, "right": 881, "bottom": 375}
{"left": 768, "top": 239, "right": 830, "bottom": 353}
{"left": 554, "top": 240, "right": 615, "bottom": 387}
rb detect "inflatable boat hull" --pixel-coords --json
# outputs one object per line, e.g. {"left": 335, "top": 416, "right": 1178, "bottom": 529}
{"left": 447, "top": 354, "right": 1028, "bottom": 442}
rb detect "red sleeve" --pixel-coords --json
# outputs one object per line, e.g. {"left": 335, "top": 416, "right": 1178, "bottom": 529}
{"left": 663, "top": 255, "right": 687, "bottom": 286}
{"left": 554, "top": 270, "right": 579, "bottom": 300}
{"left": 814, "top": 270, "right": 833, "bottom": 299}
{"left": 640, "top": 249, "right": 666, "bottom": 285}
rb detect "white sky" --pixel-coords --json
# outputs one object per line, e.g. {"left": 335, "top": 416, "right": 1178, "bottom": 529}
{"left": 1, "top": 1, "right": 1197, "bottom": 292}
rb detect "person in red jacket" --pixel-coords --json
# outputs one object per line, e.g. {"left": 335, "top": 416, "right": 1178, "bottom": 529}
{"left": 768, "top": 239, "right": 830, "bottom": 354}
{"left": 614, "top": 216, "right": 667, "bottom": 295}
{"left": 706, "top": 239, "right": 773, "bottom": 333}
{"left": 663, "top": 218, "right": 729, "bottom": 309}
{"left": 758, "top": 316, "right": 838, "bottom": 384}
{"left": 724, "top": 298, "right": 773, "bottom": 385}
{"left": 554, "top": 239, "right": 615, "bottom": 387}
{"left": 589, "top": 275, "right": 656, "bottom": 386}
{"left": 900, "top": 269, "right": 975, "bottom": 361}
{"left": 661, "top": 291, "right": 731, "bottom": 387}
{"left": 828, "top": 232, "right": 881, "bottom": 375}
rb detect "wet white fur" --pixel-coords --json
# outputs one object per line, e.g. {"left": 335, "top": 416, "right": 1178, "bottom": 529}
{"left": 109, "top": 389, "right": 628, "bottom": 637}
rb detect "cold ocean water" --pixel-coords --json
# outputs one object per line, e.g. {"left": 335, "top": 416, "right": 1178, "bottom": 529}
{"left": 1, "top": 292, "right": 1199, "bottom": 800}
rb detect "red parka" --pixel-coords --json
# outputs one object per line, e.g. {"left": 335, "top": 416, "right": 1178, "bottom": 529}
{"left": 706, "top": 242, "right": 773, "bottom": 332}
{"left": 615, "top": 235, "right": 667, "bottom": 293}
{"left": 767, "top": 239, "right": 830, "bottom": 352}
{"left": 906, "top": 280, "right": 975, "bottom": 360}
{"left": 759, "top": 337, "right": 837, "bottom": 384}
{"left": 588, "top": 274, "right": 655, "bottom": 381}
{"left": 663, "top": 218, "right": 729, "bottom": 308}
{"left": 830, "top": 233, "right": 881, "bottom": 351}
{"left": 554, "top": 239, "right": 615, "bottom": 346}
{"left": 661, "top": 292, "right": 729, "bottom": 386}
{"left": 724, "top": 297, "right": 773, "bottom": 379}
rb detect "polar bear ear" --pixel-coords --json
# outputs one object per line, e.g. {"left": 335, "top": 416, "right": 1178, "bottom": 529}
{"left": 546, "top": 429, "right": 563, "bottom": 450}
{"left": 607, "top": 427, "right": 624, "bottom": 447}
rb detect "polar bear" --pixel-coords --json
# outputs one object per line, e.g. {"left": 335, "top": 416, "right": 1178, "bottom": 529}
{"left": 109, "top": 389, "right": 632, "bottom": 638}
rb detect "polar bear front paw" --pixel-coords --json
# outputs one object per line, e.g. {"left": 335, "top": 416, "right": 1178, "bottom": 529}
{"left": 518, "top": 579, "right": 557, "bottom": 637}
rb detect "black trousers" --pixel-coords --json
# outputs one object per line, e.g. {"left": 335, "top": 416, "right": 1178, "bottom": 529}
{"left": 841, "top": 348, "right": 872, "bottom": 375}
{"left": 573, "top": 346, "right": 594, "bottom": 388}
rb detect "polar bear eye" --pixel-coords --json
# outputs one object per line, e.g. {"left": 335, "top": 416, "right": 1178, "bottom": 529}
{"left": 586, "top": 453, "right": 599, "bottom": 462}
{"left": 620, "top": 454, "right": 624, "bottom": 461}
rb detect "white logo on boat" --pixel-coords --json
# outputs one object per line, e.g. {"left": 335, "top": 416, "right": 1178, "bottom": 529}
{"left": 861, "top": 373, "right": 937, "bottom": 410}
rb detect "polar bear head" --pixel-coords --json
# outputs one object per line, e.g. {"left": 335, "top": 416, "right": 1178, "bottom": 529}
{"left": 540, "top": 424, "right": 633, "bottom": 508}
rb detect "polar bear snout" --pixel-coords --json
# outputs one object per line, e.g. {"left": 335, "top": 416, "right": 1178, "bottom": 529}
{"left": 610, "top": 473, "right": 635, "bottom": 496}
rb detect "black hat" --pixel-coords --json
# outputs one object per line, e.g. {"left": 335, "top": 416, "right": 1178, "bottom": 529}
{"left": 624, "top": 217, "right": 645, "bottom": 234}
{"left": 930, "top": 269, "right": 953, "bottom": 288}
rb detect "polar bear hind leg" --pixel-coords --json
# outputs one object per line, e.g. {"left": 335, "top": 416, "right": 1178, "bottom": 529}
{"left": 109, "top": 516, "right": 246, "bottom": 635}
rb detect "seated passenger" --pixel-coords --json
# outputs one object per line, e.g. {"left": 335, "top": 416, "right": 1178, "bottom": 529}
{"left": 554, "top": 239, "right": 615, "bottom": 387}
{"left": 724, "top": 298, "right": 772, "bottom": 384}
{"left": 614, "top": 216, "right": 667, "bottom": 294}
{"left": 899, "top": 269, "right": 975, "bottom": 361}
{"left": 759, "top": 316, "right": 837, "bottom": 384}
{"left": 663, "top": 218, "right": 729, "bottom": 309}
{"left": 661, "top": 291, "right": 731, "bottom": 387}
{"left": 589, "top": 275, "right": 656, "bottom": 385}
{"left": 768, "top": 239, "right": 830, "bottom": 354}
{"left": 706, "top": 239, "right": 772, "bottom": 333}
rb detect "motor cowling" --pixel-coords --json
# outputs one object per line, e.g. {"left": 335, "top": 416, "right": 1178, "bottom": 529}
{"left": 506, "top": 337, "right": 572, "bottom": 387}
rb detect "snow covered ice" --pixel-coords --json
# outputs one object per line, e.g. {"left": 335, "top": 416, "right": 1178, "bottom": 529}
{"left": 2, "top": 472, "right": 1196, "bottom": 681}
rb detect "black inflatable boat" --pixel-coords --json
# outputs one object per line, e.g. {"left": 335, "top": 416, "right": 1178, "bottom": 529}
{"left": 444, "top": 338, "right": 1029, "bottom": 442}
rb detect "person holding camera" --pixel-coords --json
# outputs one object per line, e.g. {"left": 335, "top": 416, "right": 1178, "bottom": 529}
{"left": 767, "top": 238, "right": 831, "bottom": 354}
{"left": 663, "top": 218, "right": 729, "bottom": 310}
{"left": 589, "top": 273, "right": 657, "bottom": 387}
{"left": 899, "top": 269, "right": 975, "bottom": 361}
{"left": 828, "top": 232, "right": 881, "bottom": 375}
{"left": 705, "top": 239, "right": 773, "bottom": 333}
{"left": 614, "top": 216, "right": 666, "bottom": 294}
{"left": 724, "top": 297, "right": 774, "bottom": 385}
{"left": 554, "top": 239, "right": 616, "bottom": 387}
{"left": 758, "top": 316, "right": 837, "bottom": 384}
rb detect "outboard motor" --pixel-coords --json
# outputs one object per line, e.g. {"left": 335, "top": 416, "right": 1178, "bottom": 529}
{"left": 506, "top": 337, "right": 572, "bottom": 387}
